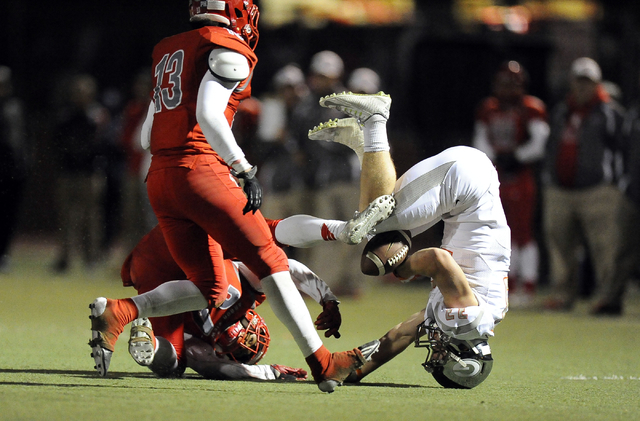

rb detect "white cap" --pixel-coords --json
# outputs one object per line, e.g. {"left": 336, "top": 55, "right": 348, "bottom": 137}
{"left": 571, "top": 57, "right": 601, "bottom": 82}
{"left": 347, "top": 68, "right": 381, "bottom": 94}
{"left": 273, "top": 64, "right": 305, "bottom": 89}
{"left": 310, "top": 51, "right": 344, "bottom": 79}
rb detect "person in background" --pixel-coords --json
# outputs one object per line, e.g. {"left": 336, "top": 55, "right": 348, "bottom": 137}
{"left": 118, "top": 69, "right": 155, "bottom": 254}
{"left": 541, "top": 57, "right": 626, "bottom": 315}
{"left": 0, "top": 66, "right": 27, "bottom": 273}
{"left": 289, "top": 51, "right": 365, "bottom": 297}
{"left": 51, "top": 73, "right": 110, "bottom": 273}
{"left": 255, "top": 64, "right": 309, "bottom": 237}
{"left": 472, "top": 60, "right": 549, "bottom": 307}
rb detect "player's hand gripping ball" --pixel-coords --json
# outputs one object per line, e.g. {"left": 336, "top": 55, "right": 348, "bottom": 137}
{"left": 360, "top": 230, "right": 411, "bottom": 276}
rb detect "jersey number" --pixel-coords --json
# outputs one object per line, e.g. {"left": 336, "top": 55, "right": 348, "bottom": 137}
{"left": 153, "top": 50, "right": 184, "bottom": 112}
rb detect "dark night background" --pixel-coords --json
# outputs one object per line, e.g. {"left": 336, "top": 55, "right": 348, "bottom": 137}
{"left": 2, "top": 1, "right": 640, "bottom": 234}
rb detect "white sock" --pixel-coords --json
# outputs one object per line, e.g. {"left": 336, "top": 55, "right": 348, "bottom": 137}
{"left": 363, "top": 114, "right": 389, "bottom": 152}
{"left": 261, "top": 271, "right": 323, "bottom": 357}
{"left": 131, "top": 280, "right": 208, "bottom": 318}
{"left": 275, "top": 215, "right": 346, "bottom": 247}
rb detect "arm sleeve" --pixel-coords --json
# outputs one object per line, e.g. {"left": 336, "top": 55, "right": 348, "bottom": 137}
{"left": 140, "top": 100, "right": 155, "bottom": 150}
{"left": 287, "top": 258, "right": 338, "bottom": 304}
{"left": 196, "top": 71, "right": 250, "bottom": 169}
{"left": 515, "top": 119, "right": 550, "bottom": 163}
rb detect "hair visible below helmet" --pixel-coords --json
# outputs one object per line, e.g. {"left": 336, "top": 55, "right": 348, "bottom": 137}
{"left": 214, "top": 309, "right": 270, "bottom": 365}
{"left": 189, "top": 0, "right": 260, "bottom": 50}
{"left": 415, "top": 322, "right": 493, "bottom": 389}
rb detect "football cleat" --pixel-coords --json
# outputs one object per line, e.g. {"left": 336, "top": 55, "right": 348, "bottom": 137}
{"left": 129, "top": 318, "right": 156, "bottom": 366}
{"left": 88, "top": 297, "right": 122, "bottom": 377}
{"left": 358, "top": 339, "right": 381, "bottom": 361}
{"left": 317, "top": 348, "right": 367, "bottom": 393}
{"left": 319, "top": 91, "right": 391, "bottom": 123}
{"left": 308, "top": 118, "right": 364, "bottom": 161}
{"left": 338, "top": 195, "right": 396, "bottom": 245}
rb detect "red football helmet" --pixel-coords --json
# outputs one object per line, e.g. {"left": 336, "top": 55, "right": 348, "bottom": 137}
{"left": 214, "top": 309, "right": 270, "bottom": 365}
{"left": 189, "top": 0, "right": 260, "bottom": 50}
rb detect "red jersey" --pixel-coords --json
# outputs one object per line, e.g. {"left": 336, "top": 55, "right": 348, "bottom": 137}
{"left": 149, "top": 26, "right": 257, "bottom": 158}
{"left": 476, "top": 95, "right": 547, "bottom": 154}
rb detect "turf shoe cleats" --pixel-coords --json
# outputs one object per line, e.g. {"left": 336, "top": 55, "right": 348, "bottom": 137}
{"left": 338, "top": 195, "right": 396, "bottom": 245}
{"left": 308, "top": 118, "right": 365, "bottom": 163}
{"left": 129, "top": 317, "right": 156, "bottom": 366}
{"left": 319, "top": 91, "right": 391, "bottom": 123}
{"left": 88, "top": 297, "right": 137, "bottom": 376}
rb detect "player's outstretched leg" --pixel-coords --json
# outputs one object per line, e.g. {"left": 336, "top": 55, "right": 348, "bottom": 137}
{"left": 88, "top": 297, "right": 138, "bottom": 376}
{"left": 129, "top": 317, "right": 156, "bottom": 366}
{"left": 310, "top": 340, "right": 380, "bottom": 393}
{"left": 338, "top": 194, "right": 396, "bottom": 245}
{"left": 319, "top": 91, "right": 391, "bottom": 123}
{"left": 309, "top": 118, "right": 364, "bottom": 166}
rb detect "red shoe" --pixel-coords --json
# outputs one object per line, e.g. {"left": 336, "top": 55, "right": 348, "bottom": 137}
{"left": 88, "top": 297, "right": 137, "bottom": 376}
{"left": 309, "top": 341, "right": 379, "bottom": 393}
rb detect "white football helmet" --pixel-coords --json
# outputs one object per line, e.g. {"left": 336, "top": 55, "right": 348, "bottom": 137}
{"left": 415, "top": 321, "right": 493, "bottom": 389}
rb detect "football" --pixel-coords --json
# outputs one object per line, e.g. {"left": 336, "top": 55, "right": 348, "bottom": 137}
{"left": 360, "top": 230, "right": 412, "bottom": 276}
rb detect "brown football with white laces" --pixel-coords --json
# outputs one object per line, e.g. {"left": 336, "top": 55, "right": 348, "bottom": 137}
{"left": 360, "top": 230, "right": 411, "bottom": 276}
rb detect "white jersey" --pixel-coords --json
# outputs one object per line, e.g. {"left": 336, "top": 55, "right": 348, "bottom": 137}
{"left": 376, "top": 146, "right": 511, "bottom": 336}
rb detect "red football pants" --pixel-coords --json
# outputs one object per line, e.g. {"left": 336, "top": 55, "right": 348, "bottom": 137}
{"left": 146, "top": 153, "right": 289, "bottom": 308}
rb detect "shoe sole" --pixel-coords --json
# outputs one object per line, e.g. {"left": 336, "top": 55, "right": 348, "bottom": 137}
{"left": 89, "top": 297, "right": 112, "bottom": 377}
{"left": 319, "top": 92, "right": 391, "bottom": 121}
{"left": 339, "top": 195, "right": 396, "bottom": 245}
{"left": 129, "top": 318, "right": 155, "bottom": 366}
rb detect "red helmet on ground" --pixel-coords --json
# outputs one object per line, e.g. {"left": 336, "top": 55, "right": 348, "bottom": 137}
{"left": 214, "top": 309, "right": 270, "bottom": 364}
{"left": 189, "top": 0, "right": 260, "bottom": 50}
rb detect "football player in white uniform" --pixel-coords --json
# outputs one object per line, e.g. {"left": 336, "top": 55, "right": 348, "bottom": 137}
{"left": 273, "top": 92, "right": 511, "bottom": 388}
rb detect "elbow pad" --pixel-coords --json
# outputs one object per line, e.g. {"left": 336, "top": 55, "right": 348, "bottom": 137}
{"left": 208, "top": 48, "right": 250, "bottom": 82}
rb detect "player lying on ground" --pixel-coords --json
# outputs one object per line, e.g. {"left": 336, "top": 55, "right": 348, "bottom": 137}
{"left": 271, "top": 92, "right": 511, "bottom": 388}
{"left": 120, "top": 223, "right": 350, "bottom": 381}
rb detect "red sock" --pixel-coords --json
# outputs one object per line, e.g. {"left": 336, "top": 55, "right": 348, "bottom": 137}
{"left": 305, "top": 345, "right": 331, "bottom": 381}
{"left": 112, "top": 298, "right": 139, "bottom": 326}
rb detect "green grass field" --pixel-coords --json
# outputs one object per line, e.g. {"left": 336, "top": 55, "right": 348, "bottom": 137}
{"left": 1, "top": 239, "right": 639, "bottom": 421}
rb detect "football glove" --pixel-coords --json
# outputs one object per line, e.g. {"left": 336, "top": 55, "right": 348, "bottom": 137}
{"left": 314, "top": 300, "right": 342, "bottom": 338}
{"left": 271, "top": 364, "right": 308, "bottom": 381}
{"left": 233, "top": 166, "right": 262, "bottom": 214}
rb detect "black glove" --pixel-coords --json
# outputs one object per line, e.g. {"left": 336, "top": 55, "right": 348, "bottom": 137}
{"left": 314, "top": 300, "right": 342, "bottom": 338}
{"left": 234, "top": 166, "right": 262, "bottom": 214}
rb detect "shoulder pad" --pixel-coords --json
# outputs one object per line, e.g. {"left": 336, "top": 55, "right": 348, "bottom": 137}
{"left": 208, "top": 48, "right": 250, "bottom": 82}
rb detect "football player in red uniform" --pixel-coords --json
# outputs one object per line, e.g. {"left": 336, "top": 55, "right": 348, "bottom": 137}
{"left": 473, "top": 61, "right": 549, "bottom": 305}
{"left": 88, "top": 0, "right": 370, "bottom": 392}
{"left": 121, "top": 222, "right": 343, "bottom": 381}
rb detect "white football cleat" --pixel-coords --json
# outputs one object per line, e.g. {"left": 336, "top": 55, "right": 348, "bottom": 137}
{"left": 338, "top": 195, "right": 396, "bottom": 245}
{"left": 128, "top": 318, "right": 156, "bottom": 366}
{"left": 308, "top": 118, "right": 364, "bottom": 162}
{"left": 319, "top": 91, "right": 391, "bottom": 123}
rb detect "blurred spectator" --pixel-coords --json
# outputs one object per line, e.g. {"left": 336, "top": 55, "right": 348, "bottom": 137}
{"left": 51, "top": 74, "right": 110, "bottom": 273}
{"left": 256, "top": 64, "right": 309, "bottom": 230}
{"left": 347, "top": 67, "right": 381, "bottom": 94}
{"left": 118, "top": 69, "right": 155, "bottom": 253}
{"left": 288, "top": 51, "right": 364, "bottom": 297}
{"left": 541, "top": 57, "right": 626, "bottom": 315}
{"left": 472, "top": 60, "right": 549, "bottom": 307}
{"left": 0, "top": 66, "right": 27, "bottom": 273}
{"left": 618, "top": 74, "right": 640, "bottom": 303}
